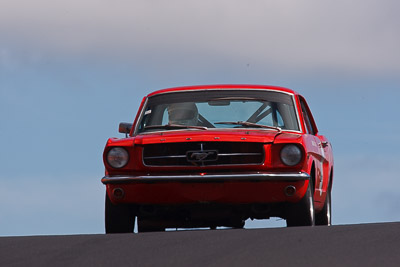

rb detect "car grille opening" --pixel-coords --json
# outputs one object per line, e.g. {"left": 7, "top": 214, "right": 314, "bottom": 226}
{"left": 143, "top": 142, "right": 264, "bottom": 166}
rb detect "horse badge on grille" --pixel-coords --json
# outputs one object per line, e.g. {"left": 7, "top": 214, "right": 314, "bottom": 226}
{"left": 186, "top": 150, "right": 218, "bottom": 163}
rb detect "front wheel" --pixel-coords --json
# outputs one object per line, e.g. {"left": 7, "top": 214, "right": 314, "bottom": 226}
{"left": 316, "top": 188, "right": 332, "bottom": 226}
{"left": 137, "top": 217, "right": 166, "bottom": 233}
{"left": 105, "top": 193, "right": 135, "bottom": 233}
{"left": 286, "top": 182, "right": 315, "bottom": 227}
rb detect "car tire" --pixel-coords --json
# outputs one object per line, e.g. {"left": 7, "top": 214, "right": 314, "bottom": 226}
{"left": 137, "top": 218, "right": 166, "bottom": 233}
{"left": 316, "top": 188, "right": 332, "bottom": 226}
{"left": 231, "top": 219, "right": 245, "bottom": 229}
{"left": 105, "top": 193, "right": 135, "bottom": 233}
{"left": 286, "top": 181, "right": 315, "bottom": 227}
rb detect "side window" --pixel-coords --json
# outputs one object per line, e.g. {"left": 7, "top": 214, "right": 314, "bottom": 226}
{"left": 300, "top": 100, "right": 315, "bottom": 135}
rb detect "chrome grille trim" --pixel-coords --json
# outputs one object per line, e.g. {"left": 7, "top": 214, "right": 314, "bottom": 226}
{"left": 142, "top": 142, "right": 265, "bottom": 167}
{"left": 143, "top": 152, "right": 262, "bottom": 160}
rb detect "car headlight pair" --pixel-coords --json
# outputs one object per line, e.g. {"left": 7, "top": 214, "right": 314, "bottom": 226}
{"left": 280, "top": 144, "right": 303, "bottom": 166}
{"left": 107, "top": 147, "right": 129, "bottom": 168}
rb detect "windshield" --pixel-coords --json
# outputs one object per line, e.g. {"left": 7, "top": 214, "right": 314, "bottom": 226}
{"left": 136, "top": 90, "right": 300, "bottom": 133}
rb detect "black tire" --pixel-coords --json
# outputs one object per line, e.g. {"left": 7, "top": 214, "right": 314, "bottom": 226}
{"left": 105, "top": 193, "right": 135, "bottom": 234}
{"left": 137, "top": 218, "right": 166, "bottom": 233}
{"left": 286, "top": 182, "right": 315, "bottom": 227}
{"left": 231, "top": 218, "right": 245, "bottom": 229}
{"left": 316, "top": 188, "right": 332, "bottom": 226}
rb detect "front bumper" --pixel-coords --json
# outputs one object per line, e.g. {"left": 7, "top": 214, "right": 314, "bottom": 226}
{"left": 101, "top": 172, "right": 310, "bottom": 184}
{"left": 102, "top": 172, "right": 310, "bottom": 204}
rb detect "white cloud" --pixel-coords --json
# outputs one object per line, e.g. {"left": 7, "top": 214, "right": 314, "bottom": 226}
{"left": 1, "top": 0, "right": 400, "bottom": 75}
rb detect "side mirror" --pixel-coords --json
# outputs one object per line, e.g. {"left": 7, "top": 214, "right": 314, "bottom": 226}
{"left": 119, "top": 122, "right": 132, "bottom": 137}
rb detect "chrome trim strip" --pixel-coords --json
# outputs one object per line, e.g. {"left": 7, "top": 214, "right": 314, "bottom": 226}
{"left": 217, "top": 153, "right": 262, "bottom": 156}
{"left": 101, "top": 172, "right": 310, "bottom": 184}
{"left": 144, "top": 155, "right": 187, "bottom": 159}
{"left": 143, "top": 152, "right": 262, "bottom": 160}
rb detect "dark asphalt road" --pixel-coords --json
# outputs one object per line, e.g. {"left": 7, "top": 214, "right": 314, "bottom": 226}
{"left": 1, "top": 222, "right": 399, "bottom": 267}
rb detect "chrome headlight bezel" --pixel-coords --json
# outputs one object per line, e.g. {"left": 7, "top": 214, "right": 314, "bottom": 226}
{"left": 280, "top": 144, "right": 303, "bottom": 166}
{"left": 106, "top": 147, "right": 129, "bottom": 168}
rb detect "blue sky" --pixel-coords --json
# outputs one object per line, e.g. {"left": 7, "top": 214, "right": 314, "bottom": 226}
{"left": 1, "top": 0, "right": 400, "bottom": 236}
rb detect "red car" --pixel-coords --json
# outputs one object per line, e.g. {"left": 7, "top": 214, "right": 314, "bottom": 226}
{"left": 102, "top": 84, "right": 333, "bottom": 233}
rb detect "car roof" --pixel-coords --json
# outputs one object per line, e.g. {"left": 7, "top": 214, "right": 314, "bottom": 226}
{"left": 147, "top": 84, "right": 299, "bottom": 97}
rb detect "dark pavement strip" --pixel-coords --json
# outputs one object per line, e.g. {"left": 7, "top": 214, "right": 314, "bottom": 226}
{"left": 1, "top": 222, "right": 399, "bottom": 267}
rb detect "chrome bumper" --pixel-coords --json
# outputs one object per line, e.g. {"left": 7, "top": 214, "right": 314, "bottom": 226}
{"left": 101, "top": 172, "right": 310, "bottom": 184}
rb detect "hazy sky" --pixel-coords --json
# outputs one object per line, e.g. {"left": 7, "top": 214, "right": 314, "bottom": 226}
{"left": 1, "top": 0, "right": 399, "bottom": 236}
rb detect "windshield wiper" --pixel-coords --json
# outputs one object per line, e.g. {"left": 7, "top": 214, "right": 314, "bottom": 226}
{"left": 214, "top": 121, "right": 281, "bottom": 132}
{"left": 144, "top": 124, "right": 208, "bottom": 130}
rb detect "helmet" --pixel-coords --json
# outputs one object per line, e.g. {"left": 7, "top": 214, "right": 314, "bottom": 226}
{"left": 167, "top": 102, "right": 199, "bottom": 126}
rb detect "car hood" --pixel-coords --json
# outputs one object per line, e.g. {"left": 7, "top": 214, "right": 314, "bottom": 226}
{"left": 133, "top": 129, "right": 282, "bottom": 145}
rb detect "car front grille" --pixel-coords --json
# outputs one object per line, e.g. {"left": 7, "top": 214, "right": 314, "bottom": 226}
{"left": 143, "top": 142, "right": 264, "bottom": 166}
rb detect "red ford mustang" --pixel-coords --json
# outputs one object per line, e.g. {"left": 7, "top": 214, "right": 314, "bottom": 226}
{"left": 101, "top": 84, "right": 334, "bottom": 233}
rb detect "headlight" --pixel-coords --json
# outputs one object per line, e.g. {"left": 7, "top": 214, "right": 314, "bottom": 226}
{"left": 280, "top": 144, "right": 302, "bottom": 166}
{"left": 107, "top": 147, "right": 129, "bottom": 168}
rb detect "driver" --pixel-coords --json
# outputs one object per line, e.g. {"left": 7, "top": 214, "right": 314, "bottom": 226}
{"left": 167, "top": 102, "right": 199, "bottom": 126}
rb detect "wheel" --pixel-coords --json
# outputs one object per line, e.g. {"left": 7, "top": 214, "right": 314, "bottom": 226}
{"left": 137, "top": 217, "right": 166, "bottom": 233}
{"left": 286, "top": 181, "right": 315, "bottom": 227}
{"left": 316, "top": 188, "right": 332, "bottom": 226}
{"left": 105, "top": 193, "right": 135, "bottom": 233}
{"left": 231, "top": 218, "right": 245, "bottom": 229}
